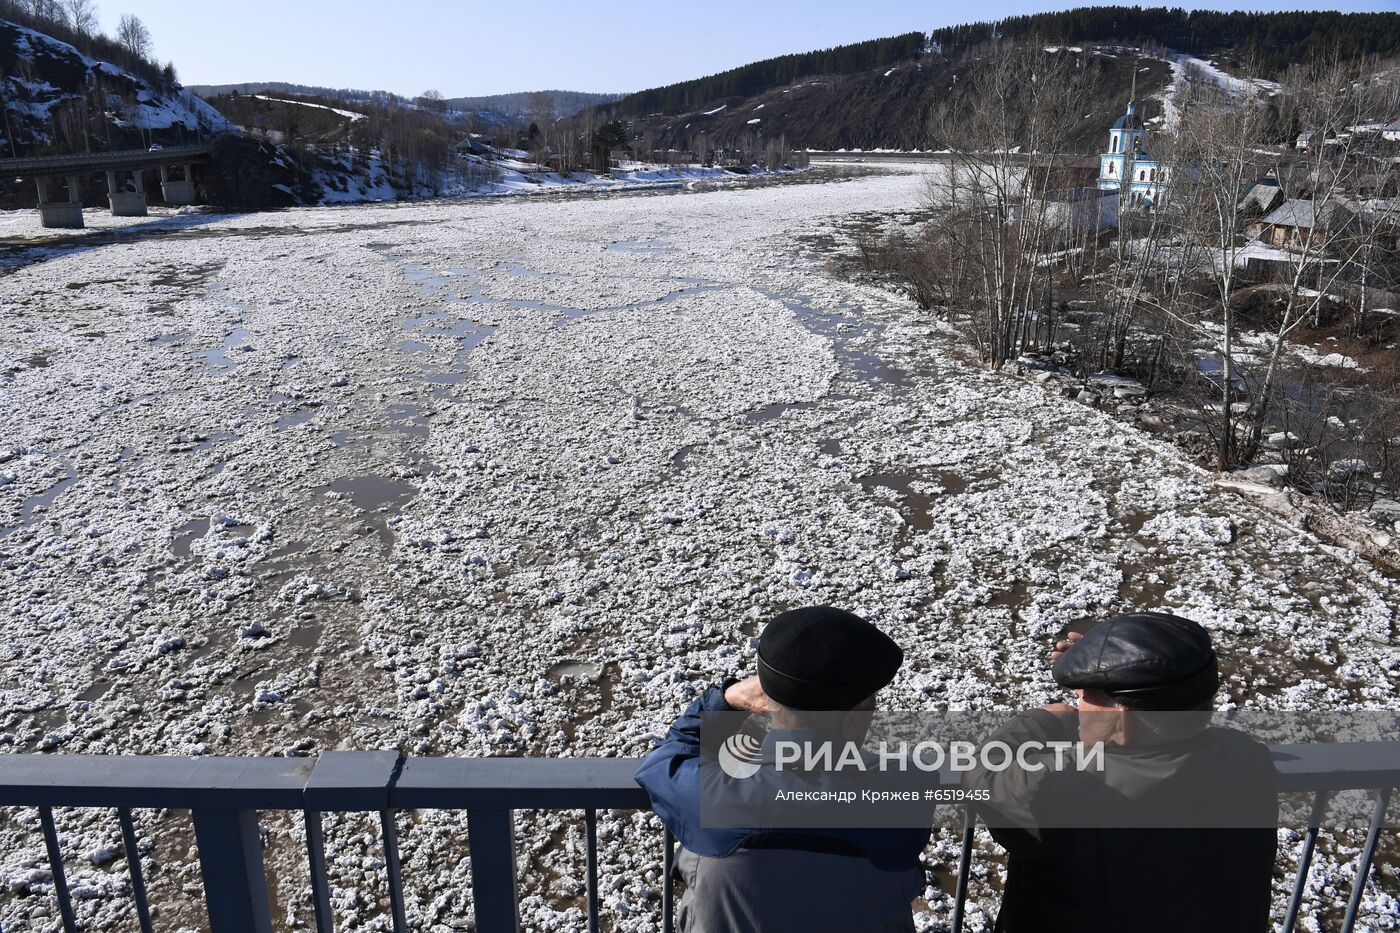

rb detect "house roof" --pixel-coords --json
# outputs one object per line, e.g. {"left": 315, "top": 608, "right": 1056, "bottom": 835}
{"left": 1259, "top": 198, "right": 1355, "bottom": 229}
{"left": 1240, "top": 183, "right": 1282, "bottom": 213}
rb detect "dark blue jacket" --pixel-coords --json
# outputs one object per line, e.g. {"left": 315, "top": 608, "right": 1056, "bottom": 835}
{"left": 633, "top": 687, "right": 931, "bottom": 872}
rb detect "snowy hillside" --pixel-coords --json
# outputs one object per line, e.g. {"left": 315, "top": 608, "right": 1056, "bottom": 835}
{"left": 0, "top": 19, "right": 233, "bottom": 153}
{"left": 1157, "top": 51, "right": 1283, "bottom": 128}
{"left": 251, "top": 94, "right": 366, "bottom": 122}
{"left": 620, "top": 49, "right": 1173, "bottom": 153}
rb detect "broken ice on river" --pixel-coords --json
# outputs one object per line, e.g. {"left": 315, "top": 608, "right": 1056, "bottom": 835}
{"left": 2, "top": 164, "right": 1397, "bottom": 931}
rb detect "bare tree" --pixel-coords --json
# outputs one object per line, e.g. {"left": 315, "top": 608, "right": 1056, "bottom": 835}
{"left": 923, "top": 43, "right": 1087, "bottom": 368}
{"left": 528, "top": 90, "right": 555, "bottom": 128}
{"left": 416, "top": 89, "right": 445, "bottom": 114}
{"left": 24, "top": 0, "right": 62, "bottom": 19}
{"left": 1169, "top": 80, "right": 1272, "bottom": 469}
{"left": 1240, "top": 57, "right": 1384, "bottom": 460}
{"left": 0, "top": 67, "right": 18, "bottom": 158}
{"left": 63, "top": 0, "right": 97, "bottom": 35}
{"left": 116, "top": 13, "right": 151, "bottom": 60}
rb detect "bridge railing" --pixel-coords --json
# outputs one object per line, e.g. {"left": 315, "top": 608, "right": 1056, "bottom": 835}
{"left": 0, "top": 145, "right": 211, "bottom": 175}
{"left": 0, "top": 742, "right": 1396, "bottom": 933}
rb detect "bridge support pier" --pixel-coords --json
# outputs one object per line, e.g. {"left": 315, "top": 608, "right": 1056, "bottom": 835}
{"left": 106, "top": 169, "right": 147, "bottom": 217}
{"left": 160, "top": 163, "right": 196, "bottom": 205}
{"left": 36, "top": 175, "right": 84, "bottom": 229}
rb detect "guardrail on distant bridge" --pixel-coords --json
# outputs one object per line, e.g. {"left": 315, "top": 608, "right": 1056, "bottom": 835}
{"left": 0, "top": 146, "right": 211, "bottom": 177}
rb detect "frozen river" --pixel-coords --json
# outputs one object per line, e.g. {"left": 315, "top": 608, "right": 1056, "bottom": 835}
{"left": 2, "top": 165, "right": 1397, "bottom": 930}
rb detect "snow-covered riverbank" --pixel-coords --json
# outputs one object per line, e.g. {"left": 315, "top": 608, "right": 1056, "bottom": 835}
{"left": 2, "top": 163, "right": 1396, "bottom": 931}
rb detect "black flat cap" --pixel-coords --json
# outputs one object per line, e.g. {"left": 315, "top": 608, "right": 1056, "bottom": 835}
{"left": 757, "top": 606, "right": 903, "bottom": 711}
{"left": 1052, "top": 612, "right": 1219, "bottom": 710}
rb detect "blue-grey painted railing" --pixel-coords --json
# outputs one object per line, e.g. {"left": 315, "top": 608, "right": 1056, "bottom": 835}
{"left": 0, "top": 741, "right": 1396, "bottom": 933}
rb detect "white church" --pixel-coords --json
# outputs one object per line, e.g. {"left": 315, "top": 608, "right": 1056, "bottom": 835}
{"left": 1096, "top": 96, "right": 1167, "bottom": 207}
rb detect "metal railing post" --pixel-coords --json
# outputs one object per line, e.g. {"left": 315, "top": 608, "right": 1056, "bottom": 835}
{"left": 117, "top": 807, "right": 155, "bottom": 933}
{"left": 663, "top": 827, "right": 675, "bottom": 933}
{"left": 380, "top": 809, "right": 409, "bottom": 933}
{"left": 304, "top": 810, "right": 334, "bottom": 933}
{"left": 303, "top": 750, "right": 406, "bottom": 933}
{"left": 1283, "top": 789, "right": 1330, "bottom": 933}
{"left": 39, "top": 806, "right": 77, "bottom": 933}
{"left": 1341, "top": 786, "right": 1392, "bottom": 933}
{"left": 468, "top": 808, "right": 520, "bottom": 933}
{"left": 191, "top": 808, "right": 274, "bottom": 933}
{"left": 951, "top": 806, "right": 976, "bottom": 933}
{"left": 585, "top": 809, "right": 600, "bottom": 933}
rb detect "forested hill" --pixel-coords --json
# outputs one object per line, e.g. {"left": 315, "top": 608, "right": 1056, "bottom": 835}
{"left": 442, "top": 90, "right": 621, "bottom": 120}
{"left": 601, "top": 33, "right": 925, "bottom": 118}
{"left": 187, "top": 82, "right": 403, "bottom": 105}
{"left": 932, "top": 7, "right": 1400, "bottom": 77}
{"left": 599, "top": 7, "right": 1400, "bottom": 129}
{"left": 611, "top": 51, "right": 1173, "bottom": 154}
{"left": 188, "top": 86, "right": 622, "bottom": 122}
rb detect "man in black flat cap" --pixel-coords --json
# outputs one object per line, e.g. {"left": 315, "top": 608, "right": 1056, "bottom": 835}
{"left": 635, "top": 606, "right": 929, "bottom": 932}
{"left": 966, "top": 611, "right": 1278, "bottom": 933}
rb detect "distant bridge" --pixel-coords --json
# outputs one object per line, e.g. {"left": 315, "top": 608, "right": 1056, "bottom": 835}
{"left": 0, "top": 144, "right": 210, "bottom": 176}
{"left": 1, "top": 145, "right": 211, "bottom": 229}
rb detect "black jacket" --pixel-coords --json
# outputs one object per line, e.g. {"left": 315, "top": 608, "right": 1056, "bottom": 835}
{"left": 966, "top": 709, "right": 1278, "bottom": 933}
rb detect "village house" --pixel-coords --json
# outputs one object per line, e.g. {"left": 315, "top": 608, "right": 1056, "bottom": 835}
{"left": 458, "top": 134, "right": 496, "bottom": 157}
{"left": 1253, "top": 198, "right": 1361, "bottom": 250}
{"left": 607, "top": 143, "right": 634, "bottom": 168}
{"left": 1295, "top": 129, "right": 1342, "bottom": 154}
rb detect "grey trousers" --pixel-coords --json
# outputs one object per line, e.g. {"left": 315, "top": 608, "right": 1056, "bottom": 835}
{"left": 675, "top": 847, "right": 922, "bottom": 933}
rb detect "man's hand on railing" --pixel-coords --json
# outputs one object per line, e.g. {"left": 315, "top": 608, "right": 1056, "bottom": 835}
{"left": 1049, "top": 630, "right": 1084, "bottom": 663}
{"left": 1041, "top": 632, "right": 1083, "bottom": 714}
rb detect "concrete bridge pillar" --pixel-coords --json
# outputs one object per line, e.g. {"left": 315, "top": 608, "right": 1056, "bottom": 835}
{"left": 160, "top": 163, "right": 196, "bottom": 205}
{"left": 37, "top": 174, "right": 84, "bottom": 229}
{"left": 105, "top": 169, "right": 148, "bottom": 218}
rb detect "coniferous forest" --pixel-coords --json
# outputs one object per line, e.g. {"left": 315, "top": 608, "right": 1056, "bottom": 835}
{"left": 931, "top": 7, "right": 1400, "bottom": 75}
{"left": 602, "top": 7, "right": 1400, "bottom": 122}
{"left": 602, "top": 33, "right": 926, "bottom": 118}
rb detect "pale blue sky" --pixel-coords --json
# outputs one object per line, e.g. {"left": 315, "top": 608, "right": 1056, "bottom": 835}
{"left": 98, "top": 1, "right": 1398, "bottom": 98}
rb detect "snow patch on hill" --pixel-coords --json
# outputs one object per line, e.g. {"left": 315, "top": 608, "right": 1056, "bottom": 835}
{"left": 1159, "top": 51, "right": 1282, "bottom": 128}
{"left": 252, "top": 94, "right": 367, "bottom": 122}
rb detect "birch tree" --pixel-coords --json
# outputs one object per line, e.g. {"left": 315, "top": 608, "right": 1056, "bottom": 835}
{"left": 924, "top": 44, "right": 1086, "bottom": 368}
{"left": 1171, "top": 84, "right": 1271, "bottom": 469}
{"left": 1241, "top": 58, "right": 1390, "bottom": 459}
{"left": 116, "top": 13, "right": 151, "bottom": 60}
{"left": 62, "top": 0, "right": 96, "bottom": 36}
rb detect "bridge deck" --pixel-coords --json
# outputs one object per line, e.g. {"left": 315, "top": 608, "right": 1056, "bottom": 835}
{"left": 0, "top": 145, "right": 210, "bottom": 177}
